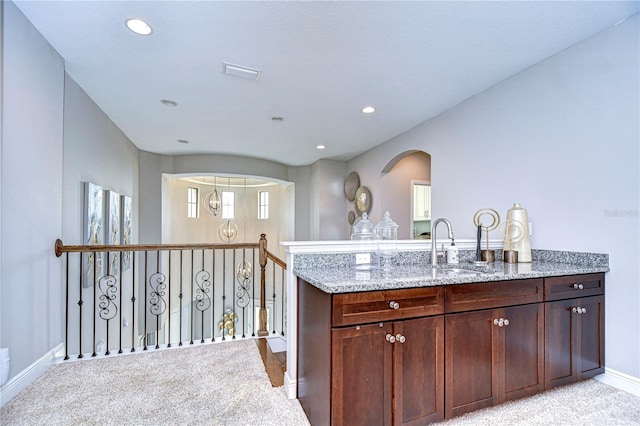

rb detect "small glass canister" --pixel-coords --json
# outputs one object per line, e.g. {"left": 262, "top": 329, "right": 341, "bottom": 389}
{"left": 375, "top": 211, "right": 399, "bottom": 270}
{"left": 351, "top": 212, "right": 377, "bottom": 270}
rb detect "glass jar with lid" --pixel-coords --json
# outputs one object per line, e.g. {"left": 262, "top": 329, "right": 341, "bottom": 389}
{"left": 375, "top": 211, "right": 399, "bottom": 270}
{"left": 351, "top": 212, "right": 377, "bottom": 270}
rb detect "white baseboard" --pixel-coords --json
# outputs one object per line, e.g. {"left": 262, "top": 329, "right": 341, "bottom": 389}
{"left": 0, "top": 342, "right": 64, "bottom": 408}
{"left": 595, "top": 367, "right": 640, "bottom": 397}
{"left": 284, "top": 371, "right": 297, "bottom": 400}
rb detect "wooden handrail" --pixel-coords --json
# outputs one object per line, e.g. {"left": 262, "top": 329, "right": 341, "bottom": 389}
{"left": 55, "top": 239, "right": 259, "bottom": 257}
{"left": 267, "top": 252, "right": 287, "bottom": 269}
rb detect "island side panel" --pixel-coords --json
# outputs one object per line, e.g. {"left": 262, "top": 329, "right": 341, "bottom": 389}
{"left": 298, "top": 278, "right": 332, "bottom": 425}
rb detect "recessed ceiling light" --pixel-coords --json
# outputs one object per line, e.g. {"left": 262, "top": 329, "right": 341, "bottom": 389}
{"left": 362, "top": 106, "right": 376, "bottom": 114}
{"left": 177, "top": 139, "right": 189, "bottom": 144}
{"left": 316, "top": 145, "right": 326, "bottom": 150}
{"left": 160, "top": 99, "right": 178, "bottom": 107}
{"left": 126, "top": 18, "right": 152, "bottom": 36}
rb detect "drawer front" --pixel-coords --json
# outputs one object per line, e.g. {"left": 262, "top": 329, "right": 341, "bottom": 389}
{"left": 544, "top": 273, "right": 604, "bottom": 301}
{"left": 332, "top": 286, "right": 444, "bottom": 327}
{"left": 445, "top": 279, "right": 543, "bottom": 313}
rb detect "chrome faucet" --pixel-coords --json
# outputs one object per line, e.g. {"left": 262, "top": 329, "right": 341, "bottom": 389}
{"left": 431, "top": 218, "right": 455, "bottom": 266}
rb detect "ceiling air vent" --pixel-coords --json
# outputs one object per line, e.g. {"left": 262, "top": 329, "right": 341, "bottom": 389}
{"left": 222, "top": 63, "right": 260, "bottom": 80}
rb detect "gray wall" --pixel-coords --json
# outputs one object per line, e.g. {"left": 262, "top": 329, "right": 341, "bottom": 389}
{"left": 348, "top": 16, "right": 639, "bottom": 378}
{"left": 1, "top": 1, "right": 64, "bottom": 382}
{"left": 62, "top": 74, "right": 139, "bottom": 245}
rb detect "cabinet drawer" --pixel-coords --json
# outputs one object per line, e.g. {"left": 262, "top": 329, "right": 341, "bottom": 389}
{"left": 544, "top": 273, "right": 604, "bottom": 301}
{"left": 445, "top": 279, "right": 543, "bottom": 313}
{"left": 332, "top": 286, "right": 444, "bottom": 327}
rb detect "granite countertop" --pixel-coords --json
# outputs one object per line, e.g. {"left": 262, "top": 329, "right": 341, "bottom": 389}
{"left": 294, "top": 258, "right": 609, "bottom": 294}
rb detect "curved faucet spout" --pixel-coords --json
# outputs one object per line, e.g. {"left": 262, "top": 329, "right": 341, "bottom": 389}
{"left": 431, "top": 218, "right": 454, "bottom": 266}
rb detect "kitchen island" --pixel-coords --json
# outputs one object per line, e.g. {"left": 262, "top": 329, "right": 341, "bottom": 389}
{"left": 284, "top": 241, "right": 608, "bottom": 425}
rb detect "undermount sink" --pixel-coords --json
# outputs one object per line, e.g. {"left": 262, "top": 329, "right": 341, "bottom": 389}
{"left": 434, "top": 266, "right": 487, "bottom": 277}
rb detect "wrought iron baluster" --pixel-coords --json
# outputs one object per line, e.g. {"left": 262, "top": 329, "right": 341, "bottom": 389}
{"left": 232, "top": 249, "right": 236, "bottom": 340}
{"left": 92, "top": 252, "right": 97, "bottom": 357}
{"left": 131, "top": 253, "right": 136, "bottom": 352}
{"left": 143, "top": 251, "right": 148, "bottom": 351}
{"left": 118, "top": 252, "right": 123, "bottom": 354}
{"left": 179, "top": 250, "right": 183, "bottom": 346}
{"left": 98, "top": 251, "right": 119, "bottom": 355}
{"left": 211, "top": 249, "right": 216, "bottom": 342}
{"left": 222, "top": 249, "right": 226, "bottom": 341}
{"left": 190, "top": 250, "right": 194, "bottom": 345}
{"left": 167, "top": 250, "right": 172, "bottom": 348}
{"left": 252, "top": 249, "right": 256, "bottom": 337}
{"left": 78, "top": 253, "right": 84, "bottom": 359}
{"left": 281, "top": 268, "right": 285, "bottom": 336}
{"left": 64, "top": 253, "right": 70, "bottom": 360}
{"left": 149, "top": 250, "right": 166, "bottom": 350}
{"left": 272, "top": 263, "right": 276, "bottom": 334}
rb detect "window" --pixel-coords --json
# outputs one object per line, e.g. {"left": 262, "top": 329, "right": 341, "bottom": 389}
{"left": 258, "top": 191, "right": 269, "bottom": 219}
{"left": 187, "top": 187, "right": 199, "bottom": 218}
{"left": 222, "top": 191, "right": 235, "bottom": 219}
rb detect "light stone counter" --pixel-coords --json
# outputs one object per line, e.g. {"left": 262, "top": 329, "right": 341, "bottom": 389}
{"left": 295, "top": 257, "right": 609, "bottom": 294}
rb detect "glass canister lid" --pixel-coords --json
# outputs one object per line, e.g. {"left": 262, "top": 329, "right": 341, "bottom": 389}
{"left": 351, "top": 212, "right": 377, "bottom": 240}
{"left": 375, "top": 211, "right": 399, "bottom": 240}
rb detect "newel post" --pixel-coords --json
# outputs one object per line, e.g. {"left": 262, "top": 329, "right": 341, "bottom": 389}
{"left": 258, "top": 233, "right": 269, "bottom": 336}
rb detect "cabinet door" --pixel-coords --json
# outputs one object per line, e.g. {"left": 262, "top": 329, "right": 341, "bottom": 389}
{"left": 577, "top": 295, "right": 604, "bottom": 379}
{"left": 502, "top": 304, "right": 544, "bottom": 402}
{"left": 544, "top": 298, "right": 576, "bottom": 389}
{"left": 332, "top": 323, "right": 392, "bottom": 426}
{"left": 445, "top": 310, "right": 497, "bottom": 418}
{"left": 544, "top": 296, "right": 604, "bottom": 389}
{"left": 393, "top": 316, "right": 444, "bottom": 425}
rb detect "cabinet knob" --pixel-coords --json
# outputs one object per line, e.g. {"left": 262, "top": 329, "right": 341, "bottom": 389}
{"left": 395, "top": 334, "right": 406, "bottom": 343}
{"left": 572, "top": 307, "right": 578, "bottom": 314}
{"left": 385, "top": 333, "right": 396, "bottom": 343}
{"left": 503, "top": 319, "right": 510, "bottom": 326}
{"left": 581, "top": 307, "right": 587, "bottom": 314}
{"left": 389, "top": 301, "right": 400, "bottom": 310}
{"left": 573, "top": 283, "right": 584, "bottom": 290}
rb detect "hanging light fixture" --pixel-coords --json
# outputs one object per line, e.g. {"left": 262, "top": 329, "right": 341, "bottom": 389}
{"left": 203, "top": 177, "right": 221, "bottom": 216}
{"left": 236, "top": 178, "right": 252, "bottom": 281}
{"left": 218, "top": 177, "right": 238, "bottom": 242}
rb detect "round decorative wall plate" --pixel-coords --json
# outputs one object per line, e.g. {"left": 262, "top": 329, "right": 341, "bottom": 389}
{"left": 344, "top": 172, "right": 360, "bottom": 201}
{"left": 354, "top": 186, "right": 372, "bottom": 216}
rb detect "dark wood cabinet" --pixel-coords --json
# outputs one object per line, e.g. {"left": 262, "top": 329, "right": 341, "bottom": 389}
{"left": 299, "top": 279, "right": 444, "bottom": 425}
{"left": 444, "top": 303, "right": 544, "bottom": 418}
{"left": 298, "top": 272, "right": 605, "bottom": 425}
{"left": 544, "top": 295, "right": 605, "bottom": 389}
{"left": 331, "top": 316, "right": 444, "bottom": 426}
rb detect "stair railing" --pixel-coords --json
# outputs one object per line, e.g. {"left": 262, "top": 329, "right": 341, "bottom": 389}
{"left": 55, "top": 234, "right": 286, "bottom": 360}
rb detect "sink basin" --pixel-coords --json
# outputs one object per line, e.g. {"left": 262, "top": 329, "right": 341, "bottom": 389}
{"left": 433, "top": 266, "right": 489, "bottom": 277}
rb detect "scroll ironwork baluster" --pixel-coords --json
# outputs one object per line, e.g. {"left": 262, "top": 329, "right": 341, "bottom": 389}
{"left": 149, "top": 250, "right": 166, "bottom": 350}
{"left": 143, "top": 251, "right": 148, "bottom": 351}
{"left": 194, "top": 250, "right": 212, "bottom": 344}
{"left": 98, "top": 251, "right": 118, "bottom": 355}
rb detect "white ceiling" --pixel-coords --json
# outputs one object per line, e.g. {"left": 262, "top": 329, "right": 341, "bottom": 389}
{"left": 14, "top": 1, "right": 639, "bottom": 167}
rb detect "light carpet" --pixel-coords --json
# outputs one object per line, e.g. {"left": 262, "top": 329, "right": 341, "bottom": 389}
{"left": 2, "top": 339, "right": 639, "bottom": 425}
{"left": 0, "top": 339, "right": 310, "bottom": 426}
{"left": 437, "top": 379, "right": 640, "bottom": 426}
